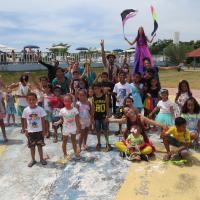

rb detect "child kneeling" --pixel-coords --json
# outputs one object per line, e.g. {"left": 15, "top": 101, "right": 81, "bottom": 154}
{"left": 162, "top": 117, "right": 193, "bottom": 161}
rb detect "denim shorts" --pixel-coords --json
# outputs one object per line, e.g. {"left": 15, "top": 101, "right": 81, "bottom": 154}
{"left": 95, "top": 119, "right": 108, "bottom": 132}
{"left": 167, "top": 135, "right": 183, "bottom": 147}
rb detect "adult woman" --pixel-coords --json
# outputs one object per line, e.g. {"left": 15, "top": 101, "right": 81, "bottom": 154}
{"left": 52, "top": 67, "right": 69, "bottom": 95}
{"left": 124, "top": 27, "right": 155, "bottom": 75}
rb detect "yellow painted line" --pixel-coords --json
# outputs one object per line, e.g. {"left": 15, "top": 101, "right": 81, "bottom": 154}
{"left": 115, "top": 152, "right": 200, "bottom": 200}
{"left": 0, "top": 145, "right": 6, "bottom": 156}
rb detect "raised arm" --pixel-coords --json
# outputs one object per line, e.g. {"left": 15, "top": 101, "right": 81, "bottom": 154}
{"left": 38, "top": 59, "right": 54, "bottom": 70}
{"left": 100, "top": 40, "right": 107, "bottom": 68}
{"left": 124, "top": 37, "right": 137, "bottom": 46}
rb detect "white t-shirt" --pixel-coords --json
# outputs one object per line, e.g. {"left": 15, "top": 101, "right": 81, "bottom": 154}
{"left": 59, "top": 107, "right": 79, "bottom": 134}
{"left": 43, "top": 94, "right": 53, "bottom": 111}
{"left": 113, "top": 82, "right": 132, "bottom": 107}
{"left": 22, "top": 106, "right": 46, "bottom": 133}
{"left": 16, "top": 83, "right": 29, "bottom": 107}
{"left": 157, "top": 100, "right": 174, "bottom": 114}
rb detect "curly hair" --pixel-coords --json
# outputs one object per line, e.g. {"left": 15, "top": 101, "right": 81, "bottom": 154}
{"left": 182, "top": 97, "right": 200, "bottom": 114}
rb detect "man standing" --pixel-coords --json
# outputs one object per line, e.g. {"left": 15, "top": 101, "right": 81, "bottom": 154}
{"left": 100, "top": 40, "right": 120, "bottom": 83}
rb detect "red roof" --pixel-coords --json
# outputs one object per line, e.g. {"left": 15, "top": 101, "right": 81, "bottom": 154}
{"left": 187, "top": 48, "right": 200, "bottom": 58}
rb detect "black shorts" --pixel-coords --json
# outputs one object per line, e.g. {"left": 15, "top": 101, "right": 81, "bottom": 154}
{"left": 167, "top": 135, "right": 183, "bottom": 147}
{"left": 28, "top": 131, "right": 45, "bottom": 148}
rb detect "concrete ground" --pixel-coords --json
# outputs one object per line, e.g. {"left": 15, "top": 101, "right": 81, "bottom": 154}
{"left": 0, "top": 89, "right": 200, "bottom": 200}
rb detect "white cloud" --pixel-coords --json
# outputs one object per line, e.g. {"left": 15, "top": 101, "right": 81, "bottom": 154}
{"left": 0, "top": 0, "right": 199, "bottom": 51}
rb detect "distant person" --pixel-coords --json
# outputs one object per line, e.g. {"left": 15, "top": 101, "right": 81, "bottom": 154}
{"left": 38, "top": 58, "right": 59, "bottom": 83}
{"left": 0, "top": 90, "right": 7, "bottom": 142}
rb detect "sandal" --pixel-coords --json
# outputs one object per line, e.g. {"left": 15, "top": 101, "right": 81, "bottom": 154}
{"left": 40, "top": 160, "right": 47, "bottom": 165}
{"left": 28, "top": 160, "right": 37, "bottom": 167}
{"left": 163, "top": 153, "right": 171, "bottom": 161}
{"left": 96, "top": 143, "right": 101, "bottom": 151}
{"left": 104, "top": 144, "right": 113, "bottom": 152}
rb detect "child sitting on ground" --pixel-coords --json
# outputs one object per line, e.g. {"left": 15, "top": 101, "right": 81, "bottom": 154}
{"left": 162, "top": 117, "right": 191, "bottom": 161}
{"left": 115, "top": 125, "right": 153, "bottom": 161}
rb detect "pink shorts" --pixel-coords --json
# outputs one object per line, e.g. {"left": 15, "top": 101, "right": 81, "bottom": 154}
{"left": 80, "top": 118, "right": 91, "bottom": 129}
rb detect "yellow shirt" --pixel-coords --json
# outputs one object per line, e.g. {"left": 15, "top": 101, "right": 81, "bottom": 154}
{"left": 166, "top": 126, "right": 191, "bottom": 143}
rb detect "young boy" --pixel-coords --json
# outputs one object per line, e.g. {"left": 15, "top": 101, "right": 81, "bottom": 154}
{"left": 162, "top": 117, "right": 191, "bottom": 161}
{"left": 22, "top": 92, "right": 47, "bottom": 167}
{"left": 92, "top": 82, "right": 112, "bottom": 151}
{"left": 49, "top": 86, "right": 64, "bottom": 143}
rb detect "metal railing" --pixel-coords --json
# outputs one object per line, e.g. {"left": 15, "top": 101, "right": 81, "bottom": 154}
{"left": 0, "top": 52, "right": 105, "bottom": 64}
{"left": 0, "top": 51, "right": 133, "bottom": 65}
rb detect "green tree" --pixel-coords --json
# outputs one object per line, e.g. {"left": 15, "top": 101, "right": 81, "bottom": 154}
{"left": 150, "top": 39, "right": 173, "bottom": 55}
{"left": 164, "top": 43, "right": 193, "bottom": 64}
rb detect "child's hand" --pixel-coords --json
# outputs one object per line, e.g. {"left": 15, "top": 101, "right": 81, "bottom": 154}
{"left": 53, "top": 121, "right": 60, "bottom": 127}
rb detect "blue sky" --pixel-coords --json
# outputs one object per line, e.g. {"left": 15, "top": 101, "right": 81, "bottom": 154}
{"left": 0, "top": 0, "right": 199, "bottom": 52}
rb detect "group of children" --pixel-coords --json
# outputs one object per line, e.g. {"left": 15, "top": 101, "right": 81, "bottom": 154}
{"left": 0, "top": 55, "right": 199, "bottom": 167}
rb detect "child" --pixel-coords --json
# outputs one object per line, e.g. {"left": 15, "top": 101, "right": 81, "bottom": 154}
{"left": 149, "top": 89, "right": 174, "bottom": 126}
{"left": 22, "top": 92, "right": 47, "bottom": 167}
{"left": 6, "top": 88, "right": 17, "bottom": 126}
{"left": 92, "top": 82, "right": 112, "bottom": 151}
{"left": 125, "top": 126, "right": 148, "bottom": 161}
{"left": 76, "top": 90, "right": 92, "bottom": 150}
{"left": 181, "top": 97, "right": 199, "bottom": 142}
{"left": 0, "top": 91, "right": 7, "bottom": 142}
{"left": 144, "top": 78, "right": 160, "bottom": 117}
{"left": 54, "top": 94, "right": 80, "bottom": 159}
{"left": 162, "top": 117, "right": 191, "bottom": 161}
{"left": 129, "top": 72, "right": 143, "bottom": 112}
{"left": 49, "top": 86, "right": 64, "bottom": 143}
{"left": 43, "top": 84, "right": 53, "bottom": 138}
{"left": 88, "top": 87, "right": 94, "bottom": 105}
{"left": 113, "top": 71, "right": 132, "bottom": 109}
{"left": 175, "top": 80, "right": 192, "bottom": 112}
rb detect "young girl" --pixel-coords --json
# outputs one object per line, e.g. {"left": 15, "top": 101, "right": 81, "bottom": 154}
{"left": 76, "top": 90, "right": 92, "bottom": 150}
{"left": 175, "top": 80, "right": 192, "bottom": 112}
{"left": 149, "top": 89, "right": 174, "bottom": 126}
{"left": 6, "top": 88, "right": 17, "bottom": 126}
{"left": 0, "top": 91, "right": 7, "bottom": 142}
{"left": 129, "top": 72, "right": 143, "bottom": 112}
{"left": 49, "top": 86, "right": 64, "bottom": 143}
{"left": 124, "top": 26, "right": 156, "bottom": 74}
{"left": 92, "top": 82, "right": 112, "bottom": 151}
{"left": 88, "top": 87, "right": 94, "bottom": 105}
{"left": 22, "top": 92, "right": 47, "bottom": 167}
{"left": 43, "top": 84, "right": 53, "bottom": 138}
{"left": 144, "top": 78, "right": 160, "bottom": 117}
{"left": 181, "top": 97, "right": 200, "bottom": 141}
{"left": 54, "top": 94, "right": 80, "bottom": 159}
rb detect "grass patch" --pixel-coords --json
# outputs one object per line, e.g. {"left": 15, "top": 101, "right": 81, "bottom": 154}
{"left": 0, "top": 68, "right": 200, "bottom": 89}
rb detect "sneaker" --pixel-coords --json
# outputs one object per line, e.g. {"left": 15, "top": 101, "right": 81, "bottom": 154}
{"left": 28, "top": 160, "right": 37, "bottom": 167}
